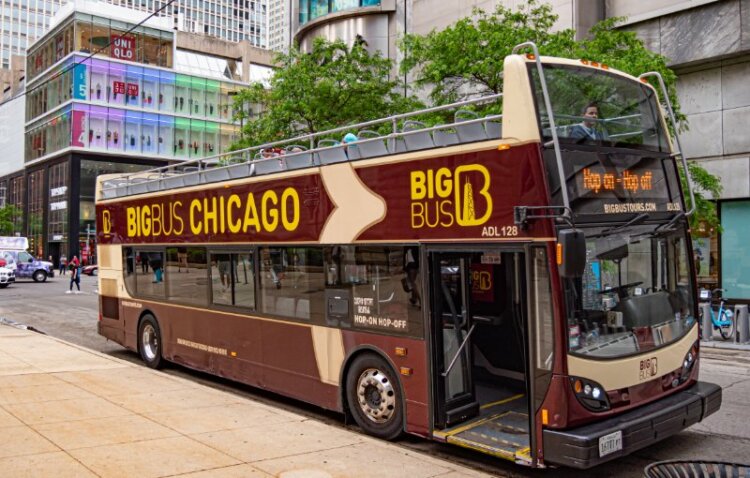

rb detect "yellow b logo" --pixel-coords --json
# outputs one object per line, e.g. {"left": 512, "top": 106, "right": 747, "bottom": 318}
{"left": 454, "top": 164, "right": 492, "bottom": 226}
{"left": 102, "top": 210, "right": 112, "bottom": 235}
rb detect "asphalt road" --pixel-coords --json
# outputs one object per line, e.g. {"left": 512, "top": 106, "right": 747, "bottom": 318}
{"left": 2, "top": 274, "right": 749, "bottom": 477}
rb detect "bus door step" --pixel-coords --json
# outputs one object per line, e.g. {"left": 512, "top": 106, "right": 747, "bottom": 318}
{"left": 435, "top": 411, "right": 531, "bottom": 464}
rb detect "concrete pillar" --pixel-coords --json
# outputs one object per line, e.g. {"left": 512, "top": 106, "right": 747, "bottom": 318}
{"left": 700, "top": 302, "right": 712, "bottom": 341}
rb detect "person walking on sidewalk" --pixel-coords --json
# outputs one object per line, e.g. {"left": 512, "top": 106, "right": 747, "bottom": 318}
{"left": 67, "top": 255, "right": 81, "bottom": 294}
{"left": 59, "top": 254, "right": 67, "bottom": 276}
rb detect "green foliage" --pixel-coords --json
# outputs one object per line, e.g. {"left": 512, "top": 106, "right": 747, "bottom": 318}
{"left": 685, "top": 161, "right": 722, "bottom": 232}
{"left": 400, "top": 1, "right": 576, "bottom": 105}
{"left": 399, "top": 0, "right": 719, "bottom": 231}
{"left": 0, "top": 204, "right": 22, "bottom": 236}
{"left": 231, "top": 38, "right": 421, "bottom": 149}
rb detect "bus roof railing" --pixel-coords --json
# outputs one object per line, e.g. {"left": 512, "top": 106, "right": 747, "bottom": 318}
{"left": 99, "top": 93, "right": 503, "bottom": 200}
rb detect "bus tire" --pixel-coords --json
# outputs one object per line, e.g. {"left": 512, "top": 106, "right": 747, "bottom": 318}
{"left": 138, "top": 314, "right": 164, "bottom": 369}
{"left": 346, "top": 353, "right": 403, "bottom": 440}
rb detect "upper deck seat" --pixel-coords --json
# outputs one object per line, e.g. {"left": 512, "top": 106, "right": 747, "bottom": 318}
{"left": 285, "top": 145, "right": 315, "bottom": 169}
{"left": 356, "top": 130, "right": 389, "bottom": 158}
{"left": 402, "top": 120, "right": 435, "bottom": 151}
{"left": 128, "top": 177, "right": 151, "bottom": 195}
{"left": 455, "top": 110, "right": 489, "bottom": 143}
{"left": 202, "top": 165, "right": 231, "bottom": 183}
{"left": 485, "top": 115, "right": 503, "bottom": 139}
{"left": 434, "top": 128, "right": 460, "bottom": 147}
{"left": 315, "top": 139, "right": 349, "bottom": 164}
{"left": 252, "top": 156, "right": 284, "bottom": 176}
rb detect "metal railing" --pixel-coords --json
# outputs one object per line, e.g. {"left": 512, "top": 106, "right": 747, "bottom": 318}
{"left": 99, "top": 93, "right": 504, "bottom": 200}
{"left": 639, "top": 71, "right": 696, "bottom": 217}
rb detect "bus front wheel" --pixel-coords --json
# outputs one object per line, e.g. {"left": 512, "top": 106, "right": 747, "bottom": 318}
{"left": 138, "top": 314, "right": 164, "bottom": 369}
{"left": 346, "top": 354, "right": 403, "bottom": 440}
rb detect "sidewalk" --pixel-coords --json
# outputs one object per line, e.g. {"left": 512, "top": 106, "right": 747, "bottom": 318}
{"left": 0, "top": 324, "right": 491, "bottom": 478}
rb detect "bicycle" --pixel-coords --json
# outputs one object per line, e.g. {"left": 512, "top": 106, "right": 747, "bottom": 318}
{"left": 701, "top": 288, "right": 735, "bottom": 340}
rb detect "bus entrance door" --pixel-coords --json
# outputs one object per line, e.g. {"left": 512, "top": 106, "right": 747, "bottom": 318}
{"left": 430, "top": 252, "right": 479, "bottom": 428}
{"left": 430, "top": 250, "right": 532, "bottom": 464}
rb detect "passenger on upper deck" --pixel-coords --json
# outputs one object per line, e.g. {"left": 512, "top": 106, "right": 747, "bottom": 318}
{"left": 569, "top": 102, "right": 608, "bottom": 142}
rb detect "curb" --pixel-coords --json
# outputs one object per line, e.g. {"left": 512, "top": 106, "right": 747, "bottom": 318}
{"left": 700, "top": 340, "right": 750, "bottom": 352}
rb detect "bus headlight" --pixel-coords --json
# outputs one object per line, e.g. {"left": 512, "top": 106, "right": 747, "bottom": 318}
{"left": 571, "top": 377, "right": 610, "bottom": 412}
{"left": 680, "top": 341, "right": 699, "bottom": 383}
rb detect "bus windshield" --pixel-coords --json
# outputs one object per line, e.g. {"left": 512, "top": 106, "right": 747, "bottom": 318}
{"left": 564, "top": 225, "right": 696, "bottom": 358}
{"left": 530, "top": 64, "right": 671, "bottom": 153}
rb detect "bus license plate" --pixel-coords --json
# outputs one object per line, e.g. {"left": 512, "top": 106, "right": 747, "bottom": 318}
{"left": 598, "top": 431, "right": 622, "bottom": 457}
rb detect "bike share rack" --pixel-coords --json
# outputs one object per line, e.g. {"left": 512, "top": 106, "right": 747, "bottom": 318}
{"left": 699, "top": 302, "right": 750, "bottom": 343}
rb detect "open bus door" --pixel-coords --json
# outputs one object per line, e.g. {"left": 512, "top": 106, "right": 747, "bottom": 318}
{"left": 429, "top": 248, "right": 534, "bottom": 465}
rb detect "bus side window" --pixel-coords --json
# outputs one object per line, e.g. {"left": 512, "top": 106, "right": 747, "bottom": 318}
{"left": 124, "top": 247, "right": 136, "bottom": 294}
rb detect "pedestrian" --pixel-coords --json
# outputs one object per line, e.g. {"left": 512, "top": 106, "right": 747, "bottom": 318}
{"left": 67, "top": 255, "right": 81, "bottom": 294}
{"left": 59, "top": 254, "right": 67, "bottom": 276}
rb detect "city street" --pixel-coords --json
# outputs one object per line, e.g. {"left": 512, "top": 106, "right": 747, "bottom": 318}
{"left": 2, "top": 275, "right": 749, "bottom": 477}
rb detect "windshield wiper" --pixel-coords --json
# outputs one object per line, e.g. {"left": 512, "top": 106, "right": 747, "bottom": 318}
{"left": 654, "top": 211, "right": 686, "bottom": 233}
{"left": 593, "top": 213, "right": 650, "bottom": 238}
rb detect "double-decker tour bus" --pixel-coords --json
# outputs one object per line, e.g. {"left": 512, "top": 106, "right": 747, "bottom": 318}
{"left": 95, "top": 42, "right": 721, "bottom": 469}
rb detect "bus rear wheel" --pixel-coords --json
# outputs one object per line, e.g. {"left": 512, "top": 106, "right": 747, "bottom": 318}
{"left": 346, "top": 354, "right": 403, "bottom": 440}
{"left": 138, "top": 314, "right": 164, "bottom": 369}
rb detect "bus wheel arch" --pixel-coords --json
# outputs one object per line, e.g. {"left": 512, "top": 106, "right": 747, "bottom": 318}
{"left": 137, "top": 312, "right": 164, "bottom": 369}
{"left": 342, "top": 348, "right": 405, "bottom": 440}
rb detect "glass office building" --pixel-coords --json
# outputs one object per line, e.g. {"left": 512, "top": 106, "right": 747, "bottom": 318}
{"left": 15, "top": 4, "right": 246, "bottom": 265}
{"left": 1, "top": 0, "right": 267, "bottom": 73}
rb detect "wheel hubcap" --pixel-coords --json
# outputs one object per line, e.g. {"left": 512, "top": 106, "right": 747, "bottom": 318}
{"left": 142, "top": 324, "right": 158, "bottom": 361}
{"left": 356, "top": 368, "right": 395, "bottom": 424}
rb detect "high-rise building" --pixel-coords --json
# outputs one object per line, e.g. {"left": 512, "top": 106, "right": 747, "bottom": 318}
{"left": 267, "top": 0, "right": 289, "bottom": 52}
{"left": 0, "top": 0, "right": 278, "bottom": 261}
{"left": 0, "top": 0, "right": 269, "bottom": 76}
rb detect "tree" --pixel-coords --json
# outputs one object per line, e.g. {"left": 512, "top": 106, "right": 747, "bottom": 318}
{"left": 0, "top": 204, "right": 22, "bottom": 236}
{"left": 231, "top": 38, "right": 421, "bottom": 149}
{"left": 399, "top": 0, "right": 719, "bottom": 231}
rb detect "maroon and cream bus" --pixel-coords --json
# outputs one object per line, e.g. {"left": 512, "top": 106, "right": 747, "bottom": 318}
{"left": 96, "top": 44, "right": 721, "bottom": 469}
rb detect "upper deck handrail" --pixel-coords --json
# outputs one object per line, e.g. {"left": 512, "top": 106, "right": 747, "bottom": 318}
{"left": 99, "top": 93, "right": 504, "bottom": 200}
{"left": 639, "top": 71, "right": 696, "bottom": 217}
{"left": 512, "top": 41, "right": 570, "bottom": 216}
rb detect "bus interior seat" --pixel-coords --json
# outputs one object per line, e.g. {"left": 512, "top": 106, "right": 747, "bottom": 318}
{"left": 434, "top": 129, "right": 460, "bottom": 147}
{"left": 276, "top": 297, "right": 296, "bottom": 317}
{"left": 262, "top": 296, "right": 276, "bottom": 315}
{"left": 296, "top": 299, "right": 310, "bottom": 319}
{"left": 617, "top": 291, "right": 673, "bottom": 328}
{"left": 356, "top": 130, "right": 389, "bottom": 158}
{"left": 402, "top": 121, "right": 435, "bottom": 151}
{"left": 455, "top": 110, "right": 489, "bottom": 143}
{"left": 315, "top": 139, "right": 349, "bottom": 164}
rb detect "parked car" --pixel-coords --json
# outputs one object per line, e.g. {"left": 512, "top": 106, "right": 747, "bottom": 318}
{"left": 82, "top": 264, "right": 98, "bottom": 276}
{"left": 0, "top": 264, "right": 15, "bottom": 288}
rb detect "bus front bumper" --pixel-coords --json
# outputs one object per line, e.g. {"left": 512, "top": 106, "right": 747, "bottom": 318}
{"left": 543, "top": 381, "right": 721, "bottom": 469}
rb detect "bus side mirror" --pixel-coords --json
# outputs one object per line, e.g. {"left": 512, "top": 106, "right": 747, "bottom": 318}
{"left": 557, "top": 229, "right": 586, "bottom": 278}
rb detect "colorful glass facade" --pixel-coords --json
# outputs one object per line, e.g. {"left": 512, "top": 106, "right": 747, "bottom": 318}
{"left": 26, "top": 54, "right": 243, "bottom": 162}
